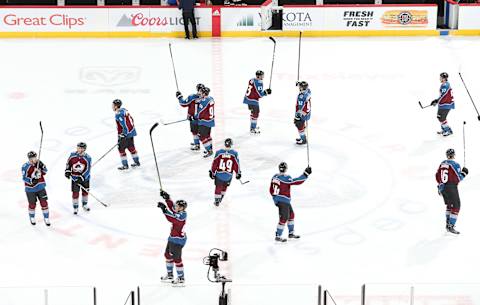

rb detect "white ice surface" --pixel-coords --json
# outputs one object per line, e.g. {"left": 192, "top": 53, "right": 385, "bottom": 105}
{"left": 1, "top": 36, "right": 480, "bottom": 304}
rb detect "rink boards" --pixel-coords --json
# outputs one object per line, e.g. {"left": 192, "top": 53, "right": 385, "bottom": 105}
{"left": 0, "top": 4, "right": 478, "bottom": 37}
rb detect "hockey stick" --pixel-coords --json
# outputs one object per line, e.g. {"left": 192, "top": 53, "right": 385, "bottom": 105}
{"left": 458, "top": 72, "right": 480, "bottom": 121}
{"left": 297, "top": 31, "right": 302, "bottom": 83}
{"left": 239, "top": 179, "right": 250, "bottom": 185}
{"left": 306, "top": 120, "right": 310, "bottom": 167}
{"left": 36, "top": 121, "right": 44, "bottom": 171}
{"left": 77, "top": 183, "right": 109, "bottom": 207}
{"left": 161, "top": 118, "right": 188, "bottom": 126}
{"left": 150, "top": 122, "right": 163, "bottom": 190}
{"left": 418, "top": 101, "right": 433, "bottom": 109}
{"left": 463, "top": 121, "right": 466, "bottom": 167}
{"left": 268, "top": 36, "right": 276, "bottom": 90}
{"left": 91, "top": 143, "right": 118, "bottom": 168}
{"left": 169, "top": 43, "right": 180, "bottom": 92}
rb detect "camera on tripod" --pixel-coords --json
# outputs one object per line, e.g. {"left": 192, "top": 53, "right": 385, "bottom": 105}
{"left": 203, "top": 248, "right": 231, "bottom": 283}
{"left": 203, "top": 248, "right": 232, "bottom": 305}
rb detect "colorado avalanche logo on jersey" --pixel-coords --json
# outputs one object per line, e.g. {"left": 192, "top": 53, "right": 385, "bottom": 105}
{"left": 73, "top": 161, "right": 86, "bottom": 174}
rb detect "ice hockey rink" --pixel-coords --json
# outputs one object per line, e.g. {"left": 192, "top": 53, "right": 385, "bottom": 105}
{"left": 2, "top": 36, "right": 480, "bottom": 305}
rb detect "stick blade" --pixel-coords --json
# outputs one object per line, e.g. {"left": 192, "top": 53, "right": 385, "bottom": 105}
{"left": 478, "top": 115, "right": 480, "bottom": 121}
{"left": 39, "top": 121, "right": 43, "bottom": 132}
{"left": 418, "top": 101, "right": 424, "bottom": 109}
{"left": 269, "top": 36, "right": 276, "bottom": 43}
{"left": 150, "top": 122, "right": 160, "bottom": 134}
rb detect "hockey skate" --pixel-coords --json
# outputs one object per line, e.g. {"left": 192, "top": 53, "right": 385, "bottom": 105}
{"left": 275, "top": 236, "right": 287, "bottom": 243}
{"left": 203, "top": 150, "right": 213, "bottom": 158}
{"left": 30, "top": 217, "right": 36, "bottom": 225}
{"left": 446, "top": 224, "right": 460, "bottom": 235}
{"left": 190, "top": 143, "right": 200, "bottom": 151}
{"left": 118, "top": 164, "right": 129, "bottom": 170}
{"left": 250, "top": 127, "right": 260, "bottom": 134}
{"left": 296, "top": 138, "right": 307, "bottom": 145}
{"left": 161, "top": 273, "right": 174, "bottom": 282}
{"left": 73, "top": 207, "right": 79, "bottom": 215}
{"left": 82, "top": 205, "right": 90, "bottom": 212}
{"left": 44, "top": 218, "right": 51, "bottom": 227}
{"left": 214, "top": 198, "right": 221, "bottom": 207}
{"left": 288, "top": 233, "right": 300, "bottom": 239}
{"left": 442, "top": 129, "right": 453, "bottom": 137}
{"left": 172, "top": 277, "right": 185, "bottom": 287}
{"left": 131, "top": 161, "right": 141, "bottom": 168}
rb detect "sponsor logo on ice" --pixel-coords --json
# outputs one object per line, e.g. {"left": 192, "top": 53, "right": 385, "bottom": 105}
{"left": 79, "top": 67, "right": 141, "bottom": 87}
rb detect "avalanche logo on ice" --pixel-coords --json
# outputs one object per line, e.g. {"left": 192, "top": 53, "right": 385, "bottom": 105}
{"left": 79, "top": 67, "right": 141, "bottom": 87}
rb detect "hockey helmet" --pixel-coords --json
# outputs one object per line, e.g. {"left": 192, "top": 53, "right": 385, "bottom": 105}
{"left": 27, "top": 151, "right": 37, "bottom": 159}
{"left": 196, "top": 83, "right": 205, "bottom": 91}
{"left": 77, "top": 142, "right": 87, "bottom": 149}
{"left": 256, "top": 70, "right": 264, "bottom": 77}
{"left": 446, "top": 148, "right": 455, "bottom": 158}
{"left": 298, "top": 81, "right": 309, "bottom": 91}
{"left": 175, "top": 200, "right": 187, "bottom": 209}
{"left": 112, "top": 99, "right": 122, "bottom": 107}
{"left": 279, "top": 162, "right": 288, "bottom": 173}
{"left": 440, "top": 72, "right": 449, "bottom": 80}
{"left": 225, "top": 138, "right": 233, "bottom": 148}
{"left": 200, "top": 87, "right": 210, "bottom": 96}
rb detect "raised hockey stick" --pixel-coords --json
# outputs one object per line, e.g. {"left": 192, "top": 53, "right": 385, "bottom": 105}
{"left": 268, "top": 36, "right": 276, "bottom": 90}
{"left": 91, "top": 143, "right": 118, "bottom": 168}
{"left": 169, "top": 43, "right": 180, "bottom": 92}
{"left": 150, "top": 122, "right": 163, "bottom": 190}
{"left": 463, "top": 121, "right": 466, "bottom": 167}
{"left": 418, "top": 101, "right": 433, "bottom": 109}
{"left": 160, "top": 118, "right": 188, "bottom": 126}
{"left": 78, "top": 183, "right": 109, "bottom": 207}
{"left": 297, "top": 31, "right": 302, "bottom": 83}
{"left": 36, "top": 121, "right": 44, "bottom": 171}
{"left": 458, "top": 72, "right": 480, "bottom": 121}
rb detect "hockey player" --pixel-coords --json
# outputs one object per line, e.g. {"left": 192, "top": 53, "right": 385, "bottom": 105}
{"left": 294, "top": 81, "right": 311, "bottom": 145}
{"left": 431, "top": 72, "right": 454, "bottom": 136}
{"left": 65, "top": 142, "right": 92, "bottom": 214}
{"left": 435, "top": 148, "right": 468, "bottom": 234}
{"left": 158, "top": 190, "right": 187, "bottom": 286}
{"left": 270, "top": 162, "right": 312, "bottom": 242}
{"left": 21, "top": 151, "right": 50, "bottom": 226}
{"left": 113, "top": 99, "right": 140, "bottom": 170}
{"left": 177, "top": 83, "right": 204, "bottom": 151}
{"left": 243, "top": 70, "right": 272, "bottom": 134}
{"left": 195, "top": 87, "right": 215, "bottom": 158}
{"left": 209, "top": 138, "right": 241, "bottom": 207}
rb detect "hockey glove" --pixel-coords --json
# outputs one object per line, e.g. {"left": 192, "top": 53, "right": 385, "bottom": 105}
{"left": 118, "top": 134, "right": 125, "bottom": 144}
{"left": 176, "top": 91, "right": 183, "bottom": 99}
{"left": 304, "top": 166, "right": 312, "bottom": 176}
{"left": 38, "top": 161, "right": 46, "bottom": 171}
{"left": 430, "top": 99, "right": 438, "bottom": 106}
{"left": 209, "top": 170, "right": 215, "bottom": 180}
{"left": 65, "top": 169, "right": 71, "bottom": 179}
{"left": 160, "top": 190, "right": 170, "bottom": 200}
{"left": 265, "top": 88, "right": 272, "bottom": 95}
{"left": 157, "top": 202, "right": 167, "bottom": 213}
{"left": 461, "top": 167, "right": 469, "bottom": 177}
{"left": 77, "top": 175, "right": 85, "bottom": 183}
{"left": 437, "top": 183, "right": 445, "bottom": 195}
{"left": 31, "top": 178, "right": 39, "bottom": 185}
{"left": 295, "top": 81, "right": 300, "bottom": 87}
{"left": 187, "top": 115, "right": 193, "bottom": 121}
{"left": 236, "top": 173, "right": 242, "bottom": 180}
{"left": 294, "top": 113, "right": 302, "bottom": 121}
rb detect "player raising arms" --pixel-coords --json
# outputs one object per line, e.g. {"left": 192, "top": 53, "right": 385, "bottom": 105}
{"left": 158, "top": 190, "right": 188, "bottom": 286}
{"left": 195, "top": 87, "right": 215, "bottom": 158}
{"left": 431, "top": 72, "right": 454, "bottom": 136}
{"left": 177, "top": 83, "right": 204, "bottom": 151}
{"left": 243, "top": 70, "right": 272, "bottom": 134}
{"left": 209, "top": 138, "right": 241, "bottom": 207}
{"left": 436, "top": 148, "right": 468, "bottom": 234}
{"left": 21, "top": 151, "right": 50, "bottom": 226}
{"left": 270, "top": 162, "right": 312, "bottom": 242}
{"left": 65, "top": 142, "right": 92, "bottom": 214}
{"left": 113, "top": 99, "right": 140, "bottom": 170}
{"left": 294, "top": 81, "right": 311, "bottom": 145}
